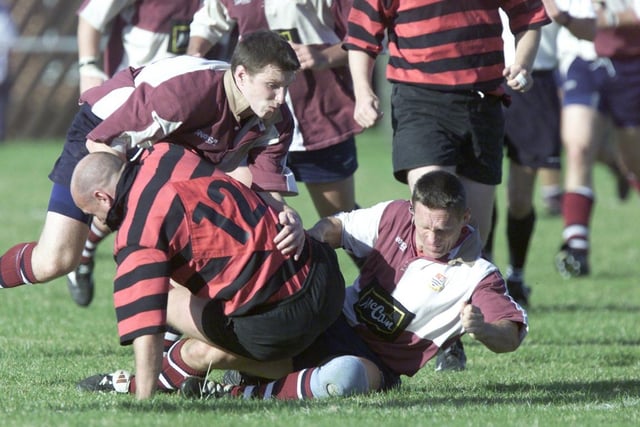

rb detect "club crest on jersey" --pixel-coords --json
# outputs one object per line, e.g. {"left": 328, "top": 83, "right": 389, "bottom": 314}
{"left": 431, "top": 273, "right": 447, "bottom": 292}
{"left": 354, "top": 280, "right": 415, "bottom": 341}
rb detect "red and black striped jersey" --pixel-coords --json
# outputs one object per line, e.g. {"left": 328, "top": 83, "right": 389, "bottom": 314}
{"left": 345, "top": 0, "right": 549, "bottom": 92}
{"left": 111, "top": 143, "right": 310, "bottom": 345}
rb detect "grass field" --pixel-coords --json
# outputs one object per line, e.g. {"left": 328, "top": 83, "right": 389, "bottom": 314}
{"left": 0, "top": 129, "right": 639, "bottom": 427}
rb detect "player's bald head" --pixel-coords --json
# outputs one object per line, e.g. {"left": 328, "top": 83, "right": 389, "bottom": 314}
{"left": 71, "top": 152, "right": 125, "bottom": 210}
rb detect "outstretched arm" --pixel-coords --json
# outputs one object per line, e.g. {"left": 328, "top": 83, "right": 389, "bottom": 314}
{"left": 460, "top": 303, "right": 522, "bottom": 353}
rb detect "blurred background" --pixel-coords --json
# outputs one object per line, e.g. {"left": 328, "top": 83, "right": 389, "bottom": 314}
{"left": 3, "top": 0, "right": 87, "bottom": 140}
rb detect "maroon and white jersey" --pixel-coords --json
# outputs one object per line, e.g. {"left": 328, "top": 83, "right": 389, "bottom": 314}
{"left": 335, "top": 200, "right": 528, "bottom": 376}
{"left": 594, "top": 0, "right": 640, "bottom": 59}
{"left": 190, "top": 0, "right": 362, "bottom": 151}
{"left": 77, "top": 0, "right": 202, "bottom": 76}
{"left": 80, "top": 55, "right": 296, "bottom": 194}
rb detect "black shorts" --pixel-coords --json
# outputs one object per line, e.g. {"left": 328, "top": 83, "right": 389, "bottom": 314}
{"left": 504, "top": 70, "right": 562, "bottom": 169}
{"left": 292, "top": 313, "right": 400, "bottom": 391}
{"left": 201, "top": 238, "right": 345, "bottom": 361}
{"left": 287, "top": 137, "right": 358, "bottom": 184}
{"left": 391, "top": 83, "right": 504, "bottom": 185}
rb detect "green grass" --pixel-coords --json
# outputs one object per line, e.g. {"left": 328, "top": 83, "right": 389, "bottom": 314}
{"left": 0, "top": 129, "right": 639, "bottom": 426}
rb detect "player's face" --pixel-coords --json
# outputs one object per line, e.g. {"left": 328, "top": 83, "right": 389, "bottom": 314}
{"left": 412, "top": 202, "right": 469, "bottom": 259}
{"left": 235, "top": 64, "right": 295, "bottom": 119}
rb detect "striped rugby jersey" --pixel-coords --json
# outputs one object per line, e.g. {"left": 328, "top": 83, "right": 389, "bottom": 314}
{"left": 345, "top": 0, "right": 550, "bottom": 92}
{"left": 109, "top": 143, "right": 311, "bottom": 345}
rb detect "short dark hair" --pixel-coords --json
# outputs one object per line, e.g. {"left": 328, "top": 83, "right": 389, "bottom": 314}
{"left": 231, "top": 30, "right": 300, "bottom": 75}
{"left": 411, "top": 170, "right": 467, "bottom": 217}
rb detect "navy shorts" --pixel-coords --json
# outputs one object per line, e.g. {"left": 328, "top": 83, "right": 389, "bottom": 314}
{"left": 287, "top": 137, "right": 358, "bottom": 184}
{"left": 292, "top": 313, "right": 401, "bottom": 391}
{"left": 201, "top": 239, "right": 345, "bottom": 361}
{"left": 391, "top": 83, "right": 504, "bottom": 185}
{"left": 561, "top": 56, "right": 640, "bottom": 127}
{"left": 47, "top": 103, "right": 101, "bottom": 224}
{"left": 504, "top": 70, "right": 562, "bottom": 169}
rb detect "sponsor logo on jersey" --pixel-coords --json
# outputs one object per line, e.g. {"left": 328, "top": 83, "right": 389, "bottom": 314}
{"left": 354, "top": 280, "right": 415, "bottom": 341}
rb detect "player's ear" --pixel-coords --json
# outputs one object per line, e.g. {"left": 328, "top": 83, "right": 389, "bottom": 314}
{"left": 462, "top": 208, "right": 471, "bottom": 225}
{"left": 95, "top": 190, "right": 114, "bottom": 208}
{"left": 234, "top": 65, "right": 248, "bottom": 86}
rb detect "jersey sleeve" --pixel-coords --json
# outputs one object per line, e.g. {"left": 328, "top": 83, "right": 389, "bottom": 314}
{"left": 470, "top": 271, "right": 529, "bottom": 343}
{"left": 334, "top": 201, "right": 392, "bottom": 258}
{"left": 113, "top": 246, "right": 172, "bottom": 346}
{"left": 343, "top": 0, "right": 389, "bottom": 55}
{"left": 189, "top": 0, "right": 236, "bottom": 45}
{"left": 246, "top": 108, "right": 298, "bottom": 195}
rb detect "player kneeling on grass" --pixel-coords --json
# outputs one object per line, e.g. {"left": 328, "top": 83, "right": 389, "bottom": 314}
{"left": 71, "top": 143, "right": 345, "bottom": 400}
{"left": 78, "top": 170, "right": 528, "bottom": 400}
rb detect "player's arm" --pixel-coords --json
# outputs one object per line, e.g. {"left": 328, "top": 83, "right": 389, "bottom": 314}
{"left": 460, "top": 303, "right": 522, "bottom": 353}
{"left": 504, "top": 27, "right": 540, "bottom": 92}
{"left": 86, "top": 138, "right": 127, "bottom": 159}
{"left": 132, "top": 333, "right": 164, "bottom": 399}
{"left": 77, "top": 15, "right": 108, "bottom": 93}
{"left": 289, "top": 42, "right": 347, "bottom": 70}
{"left": 593, "top": 1, "right": 640, "bottom": 28}
{"left": 259, "top": 191, "right": 305, "bottom": 260}
{"left": 541, "top": 0, "right": 596, "bottom": 40}
{"left": 348, "top": 49, "right": 382, "bottom": 128}
{"left": 187, "top": 0, "right": 234, "bottom": 57}
{"left": 307, "top": 216, "right": 343, "bottom": 248}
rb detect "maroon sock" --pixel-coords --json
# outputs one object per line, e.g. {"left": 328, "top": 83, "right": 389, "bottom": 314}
{"left": 0, "top": 242, "right": 38, "bottom": 287}
{"left": 562, "top": 192, "right": 593, "bottom": 229}
{"left": 129, "top": 339, "right": 207, "bottom": 394}
{"left": 233, "top": 368, "right": 316, "bottom": 400}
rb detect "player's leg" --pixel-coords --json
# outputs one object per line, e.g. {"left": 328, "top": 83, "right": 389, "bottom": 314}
{"left": 305, "top": 177, "right": 356, "bottom": 218}
{"left": 539, "top": 167, "right": 563, "bottom": 215}
{"left": 0, "top": 183, "right": 90, "bottom": 288}
{"left": 602, "top": 57, "right": 640, "bottom": 195}
{"left": 555, "top": 57, "right": 604, "bottom": 278}
{"left": 182, "top": 355, "right": 380, "bottom": 400}
{"left": 67, "top": 217, "right": 111, "bottom": 306}
{"left": 556, "top": 104, "right": 601, "bottom": 278}
{"left": 505, "top": 162, "right": 536, "bottom": 306}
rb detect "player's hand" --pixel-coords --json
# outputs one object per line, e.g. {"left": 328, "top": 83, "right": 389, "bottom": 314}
{"left": 290, "top": 42, "right": 326, "bottom": 70}
{"left": 460, "top": 302, "right": 486, "bottom": 340}
{"left": 503, "top": 65, "right": 533, "bottom": 93}
{"left": 274, "top": 207, "right": 305, "bottom": 260}
{"left": 353, "top": 90, "right": 383, "bottom": 129}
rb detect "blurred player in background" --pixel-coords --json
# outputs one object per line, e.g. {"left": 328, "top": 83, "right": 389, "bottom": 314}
{"left": 186, "top": 1, "right": 364, "bottom": 232}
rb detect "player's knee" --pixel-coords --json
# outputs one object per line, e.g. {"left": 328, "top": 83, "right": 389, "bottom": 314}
{"left": 310, "top": 355, "right": 372, "bottom": 398}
